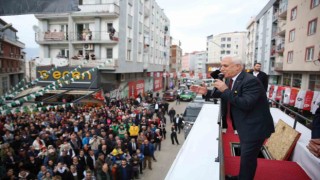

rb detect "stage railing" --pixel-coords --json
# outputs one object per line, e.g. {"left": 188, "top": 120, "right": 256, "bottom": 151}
{"left": 215, "top": 99, "right": 225, "bottom": 179}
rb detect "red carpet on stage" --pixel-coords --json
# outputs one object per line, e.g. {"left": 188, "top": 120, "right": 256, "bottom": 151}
{"left": 222, "top": 117, "right": 310, "bottom": 180}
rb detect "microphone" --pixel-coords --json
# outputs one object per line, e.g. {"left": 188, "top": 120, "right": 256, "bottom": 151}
{"left": 210, "top": 69, "right": 221, "bottom": 79}
{"left": 210, "top": 72, "right": 224, "bottom": 97}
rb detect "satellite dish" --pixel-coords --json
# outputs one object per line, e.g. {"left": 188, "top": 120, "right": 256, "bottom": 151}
{"left": 32, "top": 25, "right": 40, "bottom": 32}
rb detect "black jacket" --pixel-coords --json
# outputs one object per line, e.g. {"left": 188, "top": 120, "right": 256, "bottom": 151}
{"left": 248, "top": 70, "right": 268, "bottom": 92}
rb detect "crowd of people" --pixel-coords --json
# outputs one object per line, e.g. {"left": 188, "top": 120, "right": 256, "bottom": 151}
{"left": 0, "top": 93, "right": 176, "bottom": 180}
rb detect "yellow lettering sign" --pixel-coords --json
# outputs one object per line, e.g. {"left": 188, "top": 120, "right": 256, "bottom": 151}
{"left": 38, "top": 70, "right": 49, "bottom": 79}
{"left": 52, "top": 71, "right": 61, "bottom": 79}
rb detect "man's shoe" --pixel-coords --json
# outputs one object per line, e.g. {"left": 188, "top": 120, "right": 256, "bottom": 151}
{"left": 234, "top": 130, "right": 238, "bottom": 135}
{"left": 225, "top": 175, "right": 238, "bottom": 180}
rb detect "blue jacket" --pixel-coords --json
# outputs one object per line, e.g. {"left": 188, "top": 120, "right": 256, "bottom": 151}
{"left": 140, "top": 143, "right": 155, "bottom": 156}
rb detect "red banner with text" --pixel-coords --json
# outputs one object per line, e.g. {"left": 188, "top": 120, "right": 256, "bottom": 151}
{"left": 289, "top": 88, "right": 299, "bottom": 106}
{"left": 128, "top": 80, "right": 145, "bottom": 98}
{"left": 154, "top": 77, "right": 163, "bottom": 92}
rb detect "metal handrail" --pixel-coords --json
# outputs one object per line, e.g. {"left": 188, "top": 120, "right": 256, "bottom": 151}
{"left": 215, "top": 100, "right": 225, "bottom": 179}
{"left": 268, "top": 99, "right": 312, "bottom": 129}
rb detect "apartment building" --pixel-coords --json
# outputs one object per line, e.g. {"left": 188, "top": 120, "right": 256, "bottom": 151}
{"left": 246, "top": 17, "right": 257, "bottom": 69}
{"left": 206, "top": 32, "right": 247, "bottom": 66}
{"left": 34, "top": 0, "right": 170, "bottom": 98}
{"left": 0, "top": 18, "right": 25, "bottom": 96}
{"left": 181, "top": 53, "right": 191, "bottom": 72}
{"left": 279, "top": 0, "right": 320, "bottom": 91}
{"left": 250, "top": 0, "right": 320, "bottom": 91}
{"left": 191, "top": 51, "right": 207, "bottom": 78}
{"left": 169, "top": 44, "right": 182, "bottom": 73}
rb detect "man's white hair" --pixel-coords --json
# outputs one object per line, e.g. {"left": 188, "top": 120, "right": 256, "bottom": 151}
{"left": 223, "top": 56, "right": 243, "bottom": 65}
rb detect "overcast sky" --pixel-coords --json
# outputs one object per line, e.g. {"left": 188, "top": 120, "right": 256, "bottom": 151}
{"left": 1, "top": 0, "right": 269, "bottom": 53}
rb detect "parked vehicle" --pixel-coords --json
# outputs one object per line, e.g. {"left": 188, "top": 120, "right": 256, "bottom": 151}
{"left": 182, "top": 102, "right": 203, "bottom": 139}
{"left": 202, "top": 79, "right": 215, "bottom": 87}
{"left": 180, "top": 90, "right": 196, "bottom": 101}
{"left": 192, "top": 94, "right": 206, "bottom": 103}
{"left": 177, "top": 84, "right": 188, "bottom": 95}
{"left": 163, "top": 90, "right": 178, "bottom": 101}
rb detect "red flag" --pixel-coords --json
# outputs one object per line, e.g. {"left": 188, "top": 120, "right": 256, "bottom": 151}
{"left": 289, "top": 88, "right": 299, "bottom": 106}
{"left": 275, "top": 86, "right": 285, "bottom": 101}
{"left": 93, "top": 89, "right": 105, "bottom": 101}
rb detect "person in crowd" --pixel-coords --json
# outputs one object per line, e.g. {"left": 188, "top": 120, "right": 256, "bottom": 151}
{"left": 170, "top": 125, "right": 179, "bottom": 145}
{"left": 248, "top": 62, "right": 269, "bottom": 92}
{"left": 168, "top": 107, "right": 176, "bottom": 123}
{"left": 97, "top": 163, "right": 112, "bottom": 180}
{"left": 154, "top": 129, "right": 162, "bottom": 151}
{"left": 174, "top": 114, "right": 182, "bottom": 134}
{"left": 213, "top": 56, "right": 275, "bottom": 180}
{"left": 139, "top": 140, "right": 154, "bottom": 170}
{"left": 176, "top": 94, "right": 181, "bottom": 105}
{"left": 312, "top": 104, "right": 320, "bottom": 138}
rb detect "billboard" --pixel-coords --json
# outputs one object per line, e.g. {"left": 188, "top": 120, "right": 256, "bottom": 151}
{"left": 128, "top": 80, "right": 145, "bottom": 98}
{"left": 36, "top": 66, "right": 99, "bottom": 89}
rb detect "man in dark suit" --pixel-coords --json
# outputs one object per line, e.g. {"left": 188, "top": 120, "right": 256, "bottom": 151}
{"left": 248, "top": 62, "right": 269, "bottom": 92}
{"left": 213, "top": 56, "right": 275, "bottom": 180}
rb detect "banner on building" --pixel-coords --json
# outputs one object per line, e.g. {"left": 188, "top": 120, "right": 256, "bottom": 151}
{"left": 275, "top": 86, "right": 285, "bottom": 101}
{"left": 0, "top": 0, "right": 79, "bottom": 15}
{"left": 311, "top": 91, "right": 320, "bottom": 114}
{"left": 128, "top": 80, "right": 145, "bottom": 98}
{"left": 289, "top": 88, "right": 299, "bottom": 106}
{"left": 303, "top": 91, "right": 314, "bottom": 111}
{"left": 154, "top": 77, "right": 162, "bottom": 92}
{"left": 268, "top": 85, "right": 274, "bottom": 99}
{"left": 36, "top": 66, "right": 98, "bottom": 89}
{"left": 283, "top": 87, "right": 291, "bottom": 104}
{"left": 294, "top": 90, "right": 306, "bottom": 109}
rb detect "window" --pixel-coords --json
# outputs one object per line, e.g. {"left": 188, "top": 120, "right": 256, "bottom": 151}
{"left": 221, "top": 37, "right": 226, "bottom": 42}
{"left": 2, "top": 77, "right": 8, "bottom": 94}
{"left": 227, "top": 37, "right": 231, "bottom": 41}
{"left": 308, "top": 18, "right": 317, "bottom": 35}
{"left": 226, "top": 50, "right": 231, "bottom": 54}
{"left": 290, "top": 7, "right": 297, "bottom": 20}
{"left": 309, "top": 74, "right": 320, "bottom": 91}
{"left": 106, "top": 48, "right": 113, "bottom": 58}
{"left": 305, "top": 46, "right": 314, "bottom": 61}
{"left": 283, "top": 73, "right": 291, "bottom": 86}
{"left": 311, "top": 0, "right": 320, "bottom": 9}
{"left": 287, "top": 51, "right": 293, "bottom": 63}
{"left": 221, "top": 50, "right": 225, "bottom": 54}
{"left": 292, "top": 74, "right": 302, "bottom": 88}
{"left": 221, "top": 44, "right": 225, "bottom": 48}
{"left": 289, "top": 29, "right": 295, "bottom": 42}
{"left": 127, "top": 49, "right": 131, "bottom": 61}
{"left": 227, "top": 44, "right": 231, "bottom": 48}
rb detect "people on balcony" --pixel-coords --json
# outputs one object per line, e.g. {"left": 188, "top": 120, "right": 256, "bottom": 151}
{"left": 109, "top": 27, "right": 116, "bottom": 40}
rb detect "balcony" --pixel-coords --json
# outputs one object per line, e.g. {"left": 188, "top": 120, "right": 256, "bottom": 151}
{"left": 272, "top": 11, "right": 279, "bottom": 22}
{"left": 144, "top": 6, "right": 150, "bottom": 17}
{"left": 276, "top": 43, "right": 285, "bottom": 54}
{"left": 72, "top": 3, "right": 120, "bottom": 18}
{"left": 278, "top": 3, "right": 287, "bottom": 18}
{"left": 70, "top": 58, "right": 117, "bottom": 70}
{"left": 270, "top": 46, "right": 276, "bottom": 57}
{"left": 277, "top": 20, "right": 286, "bottom": 37}
{"left": 274, "top": 62, "right": 283, "bottom": 71}
{"left": 35, "top": 31, "right": 119, "bottom": 44}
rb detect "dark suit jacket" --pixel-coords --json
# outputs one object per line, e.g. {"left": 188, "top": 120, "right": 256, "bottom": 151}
{"left": 248, "top": 70, "right": 268, "bottom": 91}
{"left": 221, "top": 71, "right": 274, "bottom": 142}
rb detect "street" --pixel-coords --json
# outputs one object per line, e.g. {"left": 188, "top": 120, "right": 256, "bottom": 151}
{"left": 140, "top": 99, "right": 189, "bottom": 180}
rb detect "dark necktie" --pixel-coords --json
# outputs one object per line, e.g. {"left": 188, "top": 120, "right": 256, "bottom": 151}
{"left": 228, "top": 79, "right": 234, "bottom": 90}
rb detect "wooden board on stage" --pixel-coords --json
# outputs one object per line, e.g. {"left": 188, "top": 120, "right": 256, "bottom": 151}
{"left": 265, "top": 119, "right": 301, "bottom": 160}
{"left": 190, "top": 85, "right": 207, "bottom": 95}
